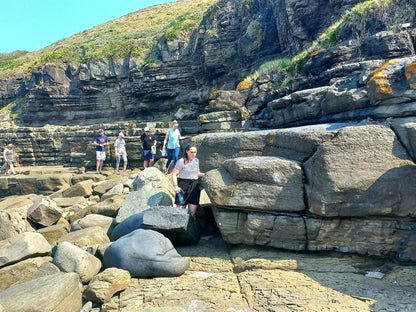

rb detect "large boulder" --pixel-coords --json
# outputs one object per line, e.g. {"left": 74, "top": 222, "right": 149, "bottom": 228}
{"left": 0, "top": 232, "right": 51, "bottom": 268}
{"left": 304, "top": 124, "right": 416, "bottom": 217}
{"left": 116, "top": 168, "right": 174, "bottom": 223}
{"left": 306, "top": 217, "right": 416, "bottom": 261}
{"left": 62, "top": 179, "right": 94, "bottom": 198}
{"left": 212, "top": 207, "right": 307, "bottom": 250}
{"left": 111, "top": 206, "right": 199, "bottom": 245}
{"left": 193, "top": 131, "right": 269, "bottom": 172}
{"left": 53, "top": 241, "right": 102, "bottom": 283}
{"left": 202, "top": 156, "right": 304, "bottom": 213}
{"left": 27, "top": 196, "right": 63, "bottom": 227}
{"left": 103, "top": 229, "right": 189, "bottom": 278}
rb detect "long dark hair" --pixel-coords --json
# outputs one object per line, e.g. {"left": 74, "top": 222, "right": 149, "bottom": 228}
{"left": 183, "top": 143, "right": 197, "bottom": 164}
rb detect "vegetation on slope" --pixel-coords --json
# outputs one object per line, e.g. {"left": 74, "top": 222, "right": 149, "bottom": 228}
{"left": 245, "top": 0, "right": 414, "bottom": 87}
{"left": 0, "top": 0, "right": 217, "bottom": 76}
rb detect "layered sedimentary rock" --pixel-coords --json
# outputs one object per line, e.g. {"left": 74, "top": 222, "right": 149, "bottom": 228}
{"left": 201, "top": 122, "right": 416, "bottom": 261}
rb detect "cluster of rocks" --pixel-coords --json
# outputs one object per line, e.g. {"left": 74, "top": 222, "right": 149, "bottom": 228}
{"left": 0, "top": 165, "right": 208, "bottom": 311}
{"left": 1, "top": 132, "right": 416, "bottom": 310}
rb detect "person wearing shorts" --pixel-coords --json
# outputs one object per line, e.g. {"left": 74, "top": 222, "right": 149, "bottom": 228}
{"left": 93, "top": 129, "right": 108, "bottom": 174}
{"left": 171, "top": 142, "right": 204, "bottom": 218}
{"left": 140, "top": 126, "right": 156, "bottom": 168}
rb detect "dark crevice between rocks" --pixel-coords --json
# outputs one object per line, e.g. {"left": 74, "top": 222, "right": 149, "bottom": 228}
{"left": 388, "top": 122, "right": 416, "bottom": 164}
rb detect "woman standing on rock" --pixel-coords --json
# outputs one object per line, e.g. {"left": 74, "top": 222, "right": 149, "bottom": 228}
{"left": 171, "top": 143, "right": 204, "bottom": 218}
{"left": 163, "top": 120, "right": 190, "bottom": 174}
{"left": 2, "top": 144, "right": 16, "bottom": 175}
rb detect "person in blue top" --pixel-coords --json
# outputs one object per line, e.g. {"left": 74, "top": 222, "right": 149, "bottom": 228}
{"left": 162, "top": 120, "right": 190, "bottom": 174}
{"left": 93, "top": 128, "right": 108, "bottom": 174}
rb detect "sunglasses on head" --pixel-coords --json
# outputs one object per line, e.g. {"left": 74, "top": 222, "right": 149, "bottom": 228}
{"left": 188, "top": 143, "right": 197, "bottom": 146}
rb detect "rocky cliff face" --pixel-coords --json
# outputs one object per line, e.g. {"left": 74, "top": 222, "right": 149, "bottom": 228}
{"left": 0, "top": 0, "right": 364, "bottom": 126}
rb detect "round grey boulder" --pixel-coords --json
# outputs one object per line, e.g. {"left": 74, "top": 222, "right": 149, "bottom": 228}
{"left": 103, "top": 229, "right": 189, "bottom": 278}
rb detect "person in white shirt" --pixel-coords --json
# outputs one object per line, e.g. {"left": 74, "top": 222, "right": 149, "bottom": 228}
{"left": 2, "top": 144, "right": 16, "bottom": 175}
{"left": 114, "top": 132, "right": 128, "bottom": 174}
{"left": 171, "top": 143, "right": 204, "bottom": 218}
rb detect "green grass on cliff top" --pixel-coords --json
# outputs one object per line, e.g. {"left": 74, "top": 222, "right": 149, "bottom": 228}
{"left": 0, "top": 0, "right": 217, "bottom": 76}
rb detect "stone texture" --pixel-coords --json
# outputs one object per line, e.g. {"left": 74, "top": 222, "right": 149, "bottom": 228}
{"left": 0, "top": 205, "right": 35, "bottom": 240}
{"left": 0, "top": 272, "right": 82, "bottom": 312}
{"left": 202, "top": 156, "right": 304, "bottom": 213}
{"left": 70, "top": 213, "right": 116, "bottom": 237}
{"left": 69, "top": 195, "right": 125, "bottom": 223}
{"left": 27, "top": 196, "right": 63, "bottom": 226}
{"left": 112, "top": 206, "right": 200, "bottom": 244}
{"left": 0, "top": 232, "right": 51, "bottom": 268}
{"left": 62, "top": 179, "right": 94, "bottom": 198}
{"left": 36, "top": 223, "right": 70, "bottom": 245}
{"left": 56, "top": 226, "right": 110, "bottom": 251}
{"left": 304, "top": 125, "right": 416, "bottom": 217}
{"left": 0, "top": 256, "right": 53, "bottom": 292}
{"left": 83, "top": 268, "right": 131, "bottom": 303}
{"left": 116, "top": 168, "right": 174, "bottom": 223}
{"left": 53, "top": 241, "right": 102, "bottom": 283}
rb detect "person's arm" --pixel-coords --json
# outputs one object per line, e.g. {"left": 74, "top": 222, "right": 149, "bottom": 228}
{"left": 114, "top": 140, "right": 118, "bottom": 156}
{"left": 3, "top": 148, "right": 6, "bottom": 159}
{"left": 178, "top": 131, "right": 191, "bottom": 140}
{"left": 163, "top": 134, "right": 168, "bottom": 148}
{"left": 171, "top": 167, "right": 181, "bottom": 193}
{"left": 198, "top": 172, "right": 205, "bottom": 178}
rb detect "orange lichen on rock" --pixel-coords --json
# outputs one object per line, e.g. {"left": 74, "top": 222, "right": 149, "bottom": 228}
{"left": 236, "top": 80, "right": 252, "bottom": 91}
{"left": 268, "top": 131, "right": 277, "bottom": 144}
{"left": 406, "top": 62, "right": 416, "bottom": 75}
{"left": 368, "top": 59, "right": 399, "bottom": 83}
{"left": 213, "top": 90, "right": 221, "bottom": 98}
{"left": 375, "top": 79, "right": 393, "bottom": 94}
{"left": 311, "top": 49, "right": 325, "bottom": 57}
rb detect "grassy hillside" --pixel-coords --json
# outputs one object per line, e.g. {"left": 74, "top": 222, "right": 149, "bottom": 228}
{"left": 0, "top": 0, "right": 218, "bottom": 76}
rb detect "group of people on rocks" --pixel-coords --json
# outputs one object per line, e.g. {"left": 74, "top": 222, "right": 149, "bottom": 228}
{"left": 2, "top": 120, "right": 204, "bottom": 218}
{"left": 92, "top": 120, "right": 204, "bottom": 218}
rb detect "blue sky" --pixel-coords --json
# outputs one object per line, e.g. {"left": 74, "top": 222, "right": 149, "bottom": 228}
{"left": 0, "top": 0, "right": 175, "bottom": 53}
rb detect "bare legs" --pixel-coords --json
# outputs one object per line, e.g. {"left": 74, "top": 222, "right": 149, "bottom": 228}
{"left": 96, "top": 160, "right": 104, "bottom": 173}
{"left": 176, "top": 203, "right": 197, "bottom": 219}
